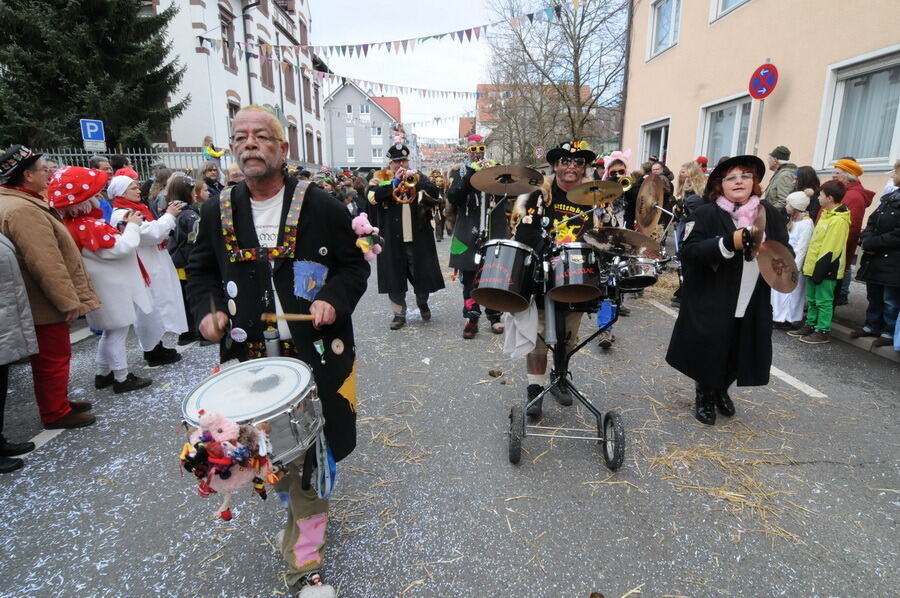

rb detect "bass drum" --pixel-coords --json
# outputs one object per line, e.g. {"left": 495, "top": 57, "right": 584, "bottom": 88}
{"left": 471, "top": 239, "right": 537, "bottom": 313}
{"left": 618, "top": 257, "right": 658, "bottom": 291}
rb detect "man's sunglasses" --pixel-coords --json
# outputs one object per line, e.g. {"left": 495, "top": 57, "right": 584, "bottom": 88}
{"left": 467, "top": 145, "right": 486, "bottom": 153}
{"left": 559, "top": 156, "right": 586, "bottom": 167}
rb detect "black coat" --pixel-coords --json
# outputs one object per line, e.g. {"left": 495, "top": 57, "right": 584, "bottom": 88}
{"left": 168, "top": 204, "right": 201, "bottom": 269}
{"left": 666, "top": 200, "right": 790, "bottom": 389}
{"left": 368, "top": 173, "right": 445, "bottom": 295}
{"left": 186, "top": 178, "right": 369, "bottom": 462}
{"left": 447, "top": 164, "right": 509, "bottom": 271}
{"left": 857, "top": 189, "right": 900, "bottom": 287}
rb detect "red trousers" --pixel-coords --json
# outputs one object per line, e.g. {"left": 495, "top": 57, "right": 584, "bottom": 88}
{"left": 30, "top": 322, "right": 73, "bottom": 423}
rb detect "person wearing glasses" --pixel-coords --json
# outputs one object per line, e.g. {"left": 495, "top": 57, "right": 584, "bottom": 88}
{"left": 666, "top": 155, "right": 789, "bottom": 426}
{"left": 511, "top": 141, "right": 598, "bottom": 419}
{"left": 447, "top": 134, "right": 506, "bottom": 339}
{"left": 367, "top": 141, "right": 444, "bottom": 331}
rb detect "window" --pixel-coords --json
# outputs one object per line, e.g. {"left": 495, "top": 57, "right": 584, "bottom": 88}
{"left": 360, "top": 104, "right": 370, "bottom": 114}
{"left": 372, "top": 148, "right": 383, "bottom": 159}
{"left": 227, "top": 102, "right": 241, "bottom": 133}
{"left": 641, "top": 119, "right": 670, "bottom": 163}
{"left": 284, "top": 60, "right": 296, "bottom": 103}
{"left": 219, "top": 10, "right": 237, "bottom": 72}
{"left": 288, "top": 124, "right": 299, "bottom": 160}
{"left": 260, "top": 41, "right": 274, "bottom": 91}
{"left": 701, "top": 96, "right": 751, "bottom": 166}
{"left": 346, "top": 126, "right": 355, "bottom": 145}
{"left": 299, "top": 19, "right": 309, "bottom": 56}
{"left": 347, "top": 148, "right": 355, "bottom": 163}
{"left": 371, "top": 126, "right": 383, "bottom": 137}
{"left": 302, "top": 75, "right": 312, "bottom": 112}
{"left": 823, "top": 55, "right": 900, "bottom": 168}
{"left": 314, "top": 84, "right": 321, "bottom": 118}
{"left": 346, "top": 104, "right": 353, "bottom": 114}
{"left": 317, "top": 135, "right": 323, "bottom": 165}
{"left": 650, "top": 0, "right": 680, "bottom": 57}
{"left": 713, "top": 0, "right": 750, "bottom": 20}
{"left": 305, "top": 131, "right": 314, "bottom": 163}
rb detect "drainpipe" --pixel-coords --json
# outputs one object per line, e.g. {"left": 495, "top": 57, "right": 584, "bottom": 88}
{"left": 617, "top": 0, "right": 633, "bottom": 149}
{"left": 242, "top": 2, "right": 260, "bottom": 105}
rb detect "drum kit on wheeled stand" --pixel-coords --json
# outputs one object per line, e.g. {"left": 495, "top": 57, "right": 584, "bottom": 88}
{"left": 465, "top": 167, "right": 679, "bottom": 471}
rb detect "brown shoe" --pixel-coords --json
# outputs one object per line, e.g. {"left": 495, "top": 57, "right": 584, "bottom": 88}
{"left": 872, "top": 336, "right": 893, "bottom": 348}
{"left": 44, "top": 411, "right": 96, "bottom": 430}
{"left": 850, "top": 327, "right": 878, "bottom": 339}
{"left": 69, "top": 401, "right": 93, "bottom": 413}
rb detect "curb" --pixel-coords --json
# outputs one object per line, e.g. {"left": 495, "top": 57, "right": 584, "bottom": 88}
{"left": 830, "top": 319, "right": 900, "bottom": 365}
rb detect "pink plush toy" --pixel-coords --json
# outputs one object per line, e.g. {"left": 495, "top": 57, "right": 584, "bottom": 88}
{"left": 352, "top": 213, "right": 384, "bottom": 261}
{"left": 180, "top": 410, "right": 276, "bottom": 520}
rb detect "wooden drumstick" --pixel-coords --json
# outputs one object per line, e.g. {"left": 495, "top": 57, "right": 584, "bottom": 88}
{"left": 260, "top": 312, "right": 315, "bottom": 322}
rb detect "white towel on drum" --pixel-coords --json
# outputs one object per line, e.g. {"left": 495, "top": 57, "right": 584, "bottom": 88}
{"left": 502, "top": 299, "right": 538, "bottom": 359}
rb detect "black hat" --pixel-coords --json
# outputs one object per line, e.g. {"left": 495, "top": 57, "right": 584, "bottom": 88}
{"left": 0, "top": 145, "right": 43, "bottom": 183}
{"left": 704, "top": 155, "right": 766, "bottom": 197}
{"left": 386, "top": 143, "right": 411, "bottom": 161}
{"left": 545, "top": 141, "right": 596, "bottom": 165}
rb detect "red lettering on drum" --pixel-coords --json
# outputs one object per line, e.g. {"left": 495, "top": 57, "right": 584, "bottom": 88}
{"left": 476, "top": 262, "right": 514, "bottom": 286}
{"left": 556, "top": 267, "right": 597, "bottom": 280}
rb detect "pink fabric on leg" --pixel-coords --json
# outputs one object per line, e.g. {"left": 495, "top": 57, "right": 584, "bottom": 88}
{"left": 293, "top": 512, "right": 328, "bottom": 567}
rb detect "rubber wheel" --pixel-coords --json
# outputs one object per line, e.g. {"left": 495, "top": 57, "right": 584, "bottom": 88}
{"left": 599, "top": 411, "right": 625, "bottom": 470}
{"left": 508, "top": 404, "right": 524, "bottom": 464}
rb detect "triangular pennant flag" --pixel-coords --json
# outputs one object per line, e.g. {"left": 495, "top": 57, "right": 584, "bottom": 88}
{"left": 527, "top": 12, "right": 535, "bottom": 23}
{"left": 362, "top": 43, "right": 369, "bottom": 56}
{"left": 474, "top": 27, "right": 482, "bottom": 40}
{"left": 401, "top": 39, "right": 408, "bottom": 53}
{"left": 554, "top": 6, "right": 562, "bottom": 18}
{"left": 465, "top": 28, "right": 473, "bottom": 41}
{"left": 510, "top": 17, "right": 519, "bottom": 30}
{"left": 409, "top": 39, "right": 416, "bottom": 51}
{"left": 393, "top": 40, "right": 401, "bottom": 53}
{"left": 458, "top": 30, "right": 465, "bottom": 43}
{"left": 572, "top": 0, "right": 580, "bottom": 10}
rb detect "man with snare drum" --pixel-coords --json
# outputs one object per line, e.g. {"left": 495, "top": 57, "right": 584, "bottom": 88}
{"left": 187, "top": 105, "right": 368, "bottom": 597}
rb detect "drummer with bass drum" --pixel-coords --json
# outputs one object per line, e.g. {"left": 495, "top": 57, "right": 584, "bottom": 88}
{"left": 448, "top": 134, "right": 508, "bottom": 339}
{"left": 187, "top": 105, "right": 369, "bottom": 597}
{"left": 511, "top": 140, "right": 600, "bottom": 418}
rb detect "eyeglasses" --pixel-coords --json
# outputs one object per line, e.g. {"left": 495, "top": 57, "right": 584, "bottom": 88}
{"left": 608, "top": 169, "right": 626, "bottom": 176}
{"left": 231, "top": 132, "right": 277, "bottom": 145}
{"left": 467, "top": 145, "right": 486, "bottom": 153}
{"left": 723, "top": 173, "right": 754, "bottom": 183}
{"left": 559, "top": 157, "right": 586, "bottom": 167}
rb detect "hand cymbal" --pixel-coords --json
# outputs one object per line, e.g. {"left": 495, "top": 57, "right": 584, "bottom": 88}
{"left": 583, "top": 227, "right": 661, "bottom": 258}
{"left": 566, "top": 181, "right": 622, "bottom": 206}
{"left": 470, "top": 165, "right": 544, "bottom": 195}
{"left": 758, "top": 240, "right": 798, "bottom": 293}
{"left": 636, "top": 174, "right": 665, "bottom": 229}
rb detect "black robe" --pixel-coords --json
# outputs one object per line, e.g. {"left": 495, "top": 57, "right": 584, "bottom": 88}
{"left": 446, "top": 164, "right": 509, "bottom": 271}
{"left": 665, "top": 200, "right": 790, "bottom": 390}
{"left": 368, "top": 172, "right": 445, "bottom": 295}
{"left": 186, "top": 178, "right": 369, "bottom": 461}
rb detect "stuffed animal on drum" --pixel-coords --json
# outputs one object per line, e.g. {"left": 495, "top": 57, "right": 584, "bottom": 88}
{"left": 179, "top": 410, "right": 279, "bottom": 520}
{"left": 351, "top": 212, "right": 384, "bottom": 261}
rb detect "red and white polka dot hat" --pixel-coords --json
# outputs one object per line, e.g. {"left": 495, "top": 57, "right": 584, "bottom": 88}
{"left": 46, "top": 166, "right": 109, "bottom": 208}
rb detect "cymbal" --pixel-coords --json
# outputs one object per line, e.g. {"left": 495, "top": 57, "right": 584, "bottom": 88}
{"left": 636, "top": 174, "right": 665, "bottom": 229}
{"left": 758, "top": 240, "right": 798, "bottom": 293}
{"left": 583, "top": 227, "right": 661, "bottom": 258}
{"left": 566, "top": 181, "right": 622, "bottom": 206}
{"left": 470, "top": 165, "right": 544, "bottom": 195}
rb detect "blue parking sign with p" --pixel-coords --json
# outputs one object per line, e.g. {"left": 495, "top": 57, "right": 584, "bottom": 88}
{"left": 80, "top": 119, "right": 105, "bottom": 141}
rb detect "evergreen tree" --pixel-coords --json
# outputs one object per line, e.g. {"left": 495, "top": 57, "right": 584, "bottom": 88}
{"left": 0, "top": 0, "right": 189, "bottom": 149}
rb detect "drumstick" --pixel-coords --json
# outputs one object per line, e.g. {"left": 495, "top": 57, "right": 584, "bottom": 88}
{"left": 209, "top": 295, "right": 224, "bottom": 336}
{"left": 260, "top": 312, "right": 316, "bottom": 322}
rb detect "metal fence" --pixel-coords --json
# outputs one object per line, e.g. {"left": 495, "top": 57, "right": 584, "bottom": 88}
{"left": 36, "top": 147, "right": 235, "bottom": 180}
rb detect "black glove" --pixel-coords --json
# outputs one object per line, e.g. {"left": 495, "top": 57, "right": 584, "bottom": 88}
{"left": 722, "top": 231, "right": 737, "bottom": 253}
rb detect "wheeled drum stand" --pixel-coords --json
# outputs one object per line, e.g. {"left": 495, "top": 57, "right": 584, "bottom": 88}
{"left": 508, "top": 292, "right": 625, "bottom": 470}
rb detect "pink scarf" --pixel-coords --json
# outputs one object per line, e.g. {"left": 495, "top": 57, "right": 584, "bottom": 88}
{"left": 715, "top": 195, "right": 760, "bottom": 228}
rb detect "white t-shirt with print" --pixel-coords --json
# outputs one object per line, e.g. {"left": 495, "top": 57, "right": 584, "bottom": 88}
{"left": 250, "top": 187, "right": 292, "bottom": 340}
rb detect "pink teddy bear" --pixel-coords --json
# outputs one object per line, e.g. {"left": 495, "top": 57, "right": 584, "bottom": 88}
{"left": 352, "top": 213, "right": 384, "bottom": 261}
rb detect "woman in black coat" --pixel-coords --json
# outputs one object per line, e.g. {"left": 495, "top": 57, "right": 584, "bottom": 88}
{"left": 666, "top": 156, "right": 790, "bottom": 425}
{"left": 855, "top": 161, "right": 900, "bottom": 346}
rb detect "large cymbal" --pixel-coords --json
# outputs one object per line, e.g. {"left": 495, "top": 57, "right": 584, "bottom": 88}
{"left": 583, "top": 227, "right": 661, "bottom": 258}
{"left": 636, "top": 174, "right": 665, "bottom": 229}
{"left": 470, "top": 165, "right": 544, "bottom": 195}
{"left": 758, "top": 240, "right": 798, "bottom": 293}
{"left": 566, "top": 181, "right": 622, "bottom": 206}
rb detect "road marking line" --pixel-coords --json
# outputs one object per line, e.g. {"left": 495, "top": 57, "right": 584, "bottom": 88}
{"left": 646, "top": 298, "right": 828, "bottom": 399}
{"left": 30, "top": 429, "right": 64, "bottom": 450}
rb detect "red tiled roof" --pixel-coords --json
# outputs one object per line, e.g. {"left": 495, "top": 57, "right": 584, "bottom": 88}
{"left": 372, "top": 97, "right": 401, "bottom": 122}
{"left": 458, "top": 117, "right": 475, "bottom": 138}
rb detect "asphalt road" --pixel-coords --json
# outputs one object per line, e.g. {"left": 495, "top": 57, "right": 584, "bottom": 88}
{"left": 1, "top": 242, "right": 898, "bottom": 598}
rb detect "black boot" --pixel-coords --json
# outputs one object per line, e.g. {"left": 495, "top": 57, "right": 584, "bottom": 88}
{"left": 144, "top": 342, "right": 182, "bottom": 367}
{"left": 694, "top": 387, "right": 716, "bottom": 425}
{"left": 715, "top": 389, "right": 736, "bottom": 417}
{"left": 525, "top": 384, "right": 543, "bottom": 419}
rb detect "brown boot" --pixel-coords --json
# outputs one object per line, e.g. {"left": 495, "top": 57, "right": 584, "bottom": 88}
{"left": 44, "top": 411, "right": 96, "bottom": 430}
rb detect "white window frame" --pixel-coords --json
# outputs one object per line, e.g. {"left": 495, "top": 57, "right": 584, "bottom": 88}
{"left": 709, "top": 0, "right": 752, "bottom": 22}
{"left": 371, "top": 125, "right": 382, "bottom": 137}
{"left": 372, "top": 148, "right": 384, "bottom": 159}
{"left": 346, "top": 148, "right": 355, "bottom": 163}
{"left": 359, "top": 104, "right": 371, "bottom": 114}
{"left": 813, "top": 45, "right": 900, "bottom": 172}
{"left": 345, "top": 126, "right": 355, "bottom": 145}
{"left": 696, "top": 93, "right": 752, "bottom": 164}
{"left": 639, "top": 116, "right": 672, "bottom": 164}
{"left": 647, "top": 0, "right": 680, "bottom": 60}
{"left": 345, "top": 104, "right": 353, "bottom": 114}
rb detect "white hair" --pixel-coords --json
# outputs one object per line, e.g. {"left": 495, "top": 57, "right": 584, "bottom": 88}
{"left": 844, "top": 172, "right": 858, "bottom": 182}
{"left": 56, "top": 197, "right": 100, "bottom": 219}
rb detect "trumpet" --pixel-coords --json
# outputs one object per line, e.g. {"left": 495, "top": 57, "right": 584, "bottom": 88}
{"left": 619, "top": 176, "right": 634, "bottom": 193}
{"left": 392, "top": 172, "right": 420, "bottom": 204}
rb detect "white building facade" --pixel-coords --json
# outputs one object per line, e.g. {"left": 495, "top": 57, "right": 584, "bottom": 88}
{"left": 323, "top": 82, "right": 398, "bottom": 171}
{"left": 151, "top": 0, "right": 326, "bottom": 167}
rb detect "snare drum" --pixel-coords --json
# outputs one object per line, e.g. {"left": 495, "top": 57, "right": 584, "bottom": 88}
{"left": 618, "top": 257, "right": 658, "bottom": 290}
{"left": 471, "top": 239, "right": 537, "bottom": 313}
{"left": 182, "top": 357, "right": 323, "bottom": 466}
{"left": 546, "top": 242, "right": 604, "bottom": 303}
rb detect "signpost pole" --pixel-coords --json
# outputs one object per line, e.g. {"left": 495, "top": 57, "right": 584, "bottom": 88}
{"left": 753, "top": 98, "right": 765, "bottom": 156}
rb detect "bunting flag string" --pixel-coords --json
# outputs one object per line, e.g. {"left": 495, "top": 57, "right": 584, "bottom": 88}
{"left": 195, "top": 2, "right": 573, "bottom": 60}
{"left": 331, "top": 110, "right": 475, "bottom": 130}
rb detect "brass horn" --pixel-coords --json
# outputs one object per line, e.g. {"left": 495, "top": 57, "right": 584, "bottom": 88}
{"left": 619, "top": 176, "right": 634, "bottom": 193}
{"left": 392, "top": 172, "right": 420, "bottom": 204}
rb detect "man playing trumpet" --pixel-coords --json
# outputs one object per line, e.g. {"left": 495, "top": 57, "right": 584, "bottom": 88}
{"left": 368, "top": 142, "right": 444, "bottom": 330}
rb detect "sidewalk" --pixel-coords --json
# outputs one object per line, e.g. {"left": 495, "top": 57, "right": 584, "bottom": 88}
{"left": 831, "top": 279, "right": 900, "bottom": 364}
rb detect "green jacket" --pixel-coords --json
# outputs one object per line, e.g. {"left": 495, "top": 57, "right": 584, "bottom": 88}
{"left": 763, "top": 163, "right": 796, "bottom": 209}
{"left": 802, "top": 204, "right": 851, "bottom": 282}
